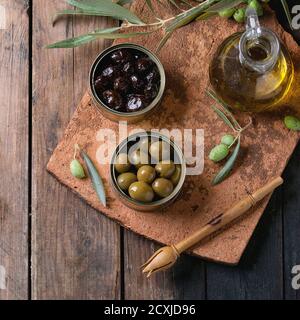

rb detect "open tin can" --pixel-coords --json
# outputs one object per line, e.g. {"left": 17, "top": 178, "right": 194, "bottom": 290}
{"left": 110, "top": 131, "right": 186, "bottom": 212}
{"left": 89, "top": 43, "right": 166, "bottom": 123}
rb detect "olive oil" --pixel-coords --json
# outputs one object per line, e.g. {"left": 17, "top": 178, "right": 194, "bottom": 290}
{"left": 209, "top": 9, "right": 294, "bottom": 113}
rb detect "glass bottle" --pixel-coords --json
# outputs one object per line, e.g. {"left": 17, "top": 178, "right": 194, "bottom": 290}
{"left": 209, "top": 8, "right": 294, "bottom": 113}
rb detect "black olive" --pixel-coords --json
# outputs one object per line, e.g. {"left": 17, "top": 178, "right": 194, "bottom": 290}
{"left": 102, "top": 65, "right": 119, "bottom": 79}
{"left": 114, "top": 76, "right": 130, "bottom": 94}
{"left": 110, "top": 49, "right": 132, "bottom": 64}
{"left": 136, "top": 57, "right": 154, "bottom": 73}
{"left": 130, "top": 74, "right": 145, "bottom": 91}
{"left": 122, "top": 61, "right": 135, "bottom": 75}
{"left": 144, "top": 82, "right": 159, "bottom": 100}
{"left": 126, "top": 94, "right": 148, "bottom": 112}
{"left": 102, "top": 90, "right": 125, "bottom": 111}
{"left": 145, "top": 67, "right": 160, "bottom": 83}
{"left": 94, "top": 75, "right": 110, "bottom": 93}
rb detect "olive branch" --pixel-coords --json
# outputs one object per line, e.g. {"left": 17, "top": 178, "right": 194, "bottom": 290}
{"left": 46, "top": 0, "right": 253, "bottom": 50}
{"left": 47, "top": 0, "right": 294, "bottom": 50}
{"left": 207, "top": 90, "right": 252, "bottom": 185}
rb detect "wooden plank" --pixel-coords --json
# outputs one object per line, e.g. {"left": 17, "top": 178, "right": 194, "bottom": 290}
{"left": 32, "top": 1, "right": 120, "bottom": 299}
{"left": 0, "top": 0, "right": 29, "bottom": 300}
{"left": 206, "top": 190, "right": 283, "bottom": 300}
{"left": 282, "top": 143, "right": 300, "bottom": 300}
{"left": 124, "top": 232, "right": 206, "bottom": 299}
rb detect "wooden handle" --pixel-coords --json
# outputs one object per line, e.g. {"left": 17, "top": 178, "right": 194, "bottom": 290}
{"left": 175, "top": 177, "right": 283, "bottom": 254}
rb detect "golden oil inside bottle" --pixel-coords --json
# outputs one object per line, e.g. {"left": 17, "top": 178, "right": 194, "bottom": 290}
{"left": 209, "top": 33, "right": 294, "bottom": 112}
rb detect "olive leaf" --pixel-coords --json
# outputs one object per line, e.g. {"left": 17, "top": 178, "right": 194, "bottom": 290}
{"left": 210, "top": 105, "right": 236, "bottom": 131}
{"left": 53, "top": 9, "right": 115, "bottom": 25}
{"left": 156, "top": 30, "right": 174, "bottom": 52}
{"left": 206, "top": 0, "right": 243, "bottom": 13}
{"left": 166, "top": 0, "right": 218, "bottom": 33}
{"left": 212, "top": 136, "right": 240, "bottom": 185}
{"left": 46, "top": 28, "right": 153, "bottom": 48}
{"left": 117, "top": 0, "right": 133, "bottom": 6}
{"left": 67, "top": 0, "right": 144, "bottom": 24}
{"left": 81, "top": 151, "right": 107, "bottom": 207}
{"left": 196, "top": 11, "right": 217, "bottom": 21}
{"left": 207, "top": 89, "right": 241, "bottom": 131}
{"left": 280, "top": 0, "right": 293, "bottom": 30}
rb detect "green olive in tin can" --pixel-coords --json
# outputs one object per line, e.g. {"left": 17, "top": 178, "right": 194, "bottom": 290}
{"left": 129, "top": 181, "right": 154, "bottom": 203}
{"left": 114, "top": 153, "right": 131, "bottom": 173}
{"left": 155, "top": 160, "right": 175, "bottom": 178}
{"left": 117, "top": 172, "right": 137, "bottom": 191}
{"left": 152, "top": 178, "right": 174, "bottom": 198}
{"left": 137, "top": 165, "right": 156, "bottom": 184}
{"left": 170, "top": 165, "right": 181, "bottom": 186}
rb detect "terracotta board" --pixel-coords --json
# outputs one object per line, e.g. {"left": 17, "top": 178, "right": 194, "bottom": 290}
{"left": 47, "top": 4, "right": 300, "bottom": 265}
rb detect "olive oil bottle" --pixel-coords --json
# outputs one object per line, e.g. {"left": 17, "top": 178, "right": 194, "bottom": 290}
{"left": 209, "top": 8, "right": 294, "bottom": 113}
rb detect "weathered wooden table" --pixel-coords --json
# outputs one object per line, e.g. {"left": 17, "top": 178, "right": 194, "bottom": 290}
{"left": 0, "top": 0, "right": 299, "bottom": 300}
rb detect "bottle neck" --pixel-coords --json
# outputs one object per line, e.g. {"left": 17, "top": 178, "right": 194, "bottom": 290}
{"left": 239, "top": 27, "right": 280, "bottom": 73}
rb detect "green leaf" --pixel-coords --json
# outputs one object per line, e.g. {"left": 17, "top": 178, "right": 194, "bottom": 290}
{"left": 166, "top": 0, "right": 218, "bottom": 33}
{"left": 46, "top": 28, "right": 151, "bottom": 48}
{"left": 179, "top": 0, "right": 193, "bottom": 8}
{"left": 169, "top": 0, "right": 182, "bottom": 10}
{"left": 212, "top": 136, "right": 240, "bottom": 185}
{"left": 211, "top": 105, "right": 236, "bottom": 131}
{"left": 196, "top": 11, "right": 217, "bottom": 21}
{"left": 281, "top": 0, "right": 293, "bottom": 30}
{"left": 156, "top": 30, "right": 174, "bottom": 52}
{"left": 81, "top": 151, "right": 107, "bottom": 207}
{"left": 67, "top": 0, "right": 144, "bottom": 24}
{"left": 53, "top": 9, "right": 121, "bottom": 25}
{"left": 206, "top": 0, "right": 243, "bottom": 13}
{"left": 145, "top": 0, "right": 156, "bottom": 15}
{"left": 207, "top": 89, "right": 241, "bottom": 130}
{"left": 117, "top": 0, "right": 133, "bottom": 6}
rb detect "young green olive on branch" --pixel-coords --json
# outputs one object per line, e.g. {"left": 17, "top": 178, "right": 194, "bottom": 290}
{"left": 48, "top": 0, "right": 295, "bottom": 50}
{"left": 209, "top": 143, "right": 230, "bottom": 163}
{"left": 219, "top": 0, "right": 264, "bottom": 23}
{"left": 70, "top": 144, "right": 86, "bottom": 179}
{"left": 284, "top": 115, "right": 300, "bottom": 131}
{"left": 207, "top": 90, "right": 252, "bottom": 185}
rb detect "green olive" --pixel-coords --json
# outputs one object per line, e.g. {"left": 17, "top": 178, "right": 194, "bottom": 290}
{"left": 233, "top": 8, "right": 246, "bottom": 23}
{"left": 170, "top": 165, "right": 181, "bottom": 186}
{"left": 221, "top": 134, "right": 235, "bottom": 146}
{"left": 129, "top": 149, "right": 149, "bottom": 169}
{"left": 70, "top": 159, "right": 86, "bottom": 179}
{"left": 114, "top": 153, "right": 131, "bottom": 173}
{"left": 149, "top": 141, "right": 170, "bottom": 161}
{"left": 117, "top": 172, "right": 137, "bottom": 191}
{"left": 219, "top": 8, "right": 235, "bottom": 19}
{"left": 248, "top": 0, "right": 263, "bottom": 17}
{"left": 137, "top": 165, "right": 156, "bottom": 183}
{"left": 209, "top": 144, "right": 229, "bottom": 162}
{"left": 155, "top": 160, "right": 175, "bottom": 178}
{"left": 152, "top": 178, "right": 174, "bottom": 198}
{"left": 284, "top": 115, "right": 300, "bottom": 131}
{"left": 129, "top": 181, "right": 154, "bottom": 203}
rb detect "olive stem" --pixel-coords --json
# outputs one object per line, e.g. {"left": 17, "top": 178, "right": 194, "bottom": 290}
{"left": 228, "top": 117, "right": 252, "bottom": 149}
{"left": 228, "top": 134, "right": 240, "bottom": 149}
{"left": 73, "top": 144, "right": 81, "bottom": 160}
{"left": 240, "top": 116, "right": 253, "bottom": 133}
{"left": 123, "top": 0, "right": 213, "bottom": 30}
